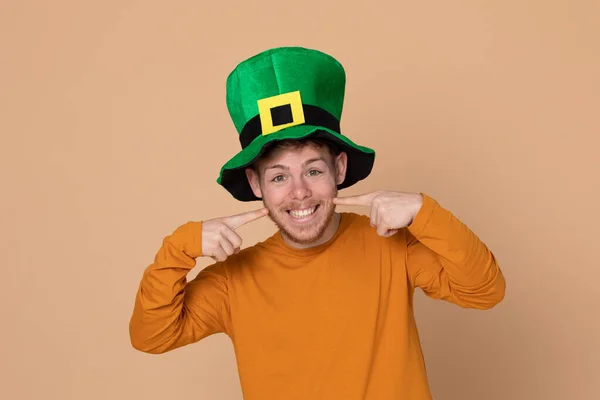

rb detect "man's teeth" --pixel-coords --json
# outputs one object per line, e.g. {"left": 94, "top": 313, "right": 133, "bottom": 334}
{"left": 289, "top": 207, "right": 316, "bottom": 218}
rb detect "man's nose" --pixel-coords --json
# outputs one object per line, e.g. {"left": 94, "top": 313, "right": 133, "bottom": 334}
{"left": 290, "top": 178, "right": 311, "bottom": 200}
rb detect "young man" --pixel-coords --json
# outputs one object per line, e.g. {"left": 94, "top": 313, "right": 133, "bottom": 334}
{"left": 129, "top": 47, "right": 506, "bottom": 399}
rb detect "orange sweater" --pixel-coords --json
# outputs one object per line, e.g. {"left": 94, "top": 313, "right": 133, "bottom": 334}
{"left": 129, "top": 194, "right": 505, "bottom": 399}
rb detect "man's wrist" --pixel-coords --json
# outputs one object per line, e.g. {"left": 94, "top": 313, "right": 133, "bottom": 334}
{"left": 410, "top": 193, "right": 424, "bottom": 219}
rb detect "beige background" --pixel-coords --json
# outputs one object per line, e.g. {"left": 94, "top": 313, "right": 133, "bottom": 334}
{"left": 1, "top": 1, "right": 598, "bottom": 399}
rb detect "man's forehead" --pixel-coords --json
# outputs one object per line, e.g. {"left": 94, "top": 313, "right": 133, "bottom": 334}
{"left": 258, "top": 145, "right": 332, "bottom": 169}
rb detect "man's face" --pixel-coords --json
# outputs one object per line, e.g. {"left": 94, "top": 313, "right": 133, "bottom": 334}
{"left": 246, "top": 143, "right": 347, "bottom": 247}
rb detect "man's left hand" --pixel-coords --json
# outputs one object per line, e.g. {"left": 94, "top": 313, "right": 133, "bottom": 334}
{"left": 333, "top": 190, "right": 424, "bottom": 237}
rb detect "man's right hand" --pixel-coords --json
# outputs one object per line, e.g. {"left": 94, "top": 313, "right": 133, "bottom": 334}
{"left": 201, "top": 208, "right": 269, "bottom": 262}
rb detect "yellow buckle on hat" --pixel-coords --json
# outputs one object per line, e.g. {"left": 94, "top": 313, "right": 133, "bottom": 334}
{"left": 257, "top": 90, "right": 305, "bottom": 136}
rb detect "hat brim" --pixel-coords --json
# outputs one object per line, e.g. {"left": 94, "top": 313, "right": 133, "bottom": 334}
{"left": 217, "top": 125, "right": 376, "bottom": 201}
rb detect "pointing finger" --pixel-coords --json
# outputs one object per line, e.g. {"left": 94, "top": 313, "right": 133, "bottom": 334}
{"left": 333, "top": 191, "right": 379, "bottom": 207}
{"left": 225, "top": 207, "right": 269, "bottom": 229}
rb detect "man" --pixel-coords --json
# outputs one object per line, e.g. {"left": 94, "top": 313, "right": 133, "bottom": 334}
{"left": 129, "top": 46, "right": 506, "bottom": 399}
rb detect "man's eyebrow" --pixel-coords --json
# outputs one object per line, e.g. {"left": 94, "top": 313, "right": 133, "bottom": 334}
{"left": 265, "top": 163, "right": 289, "bottom": 171}
{"left": 264, "top": 157, "right": 327, "bottom": 171}
{"left": 303, "top": 157, "right": 326, "bottom": 166}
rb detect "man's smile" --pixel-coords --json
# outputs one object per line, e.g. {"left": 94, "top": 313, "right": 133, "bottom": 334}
{"left": 287, "top": 205, "right": 320, "bottom": 221}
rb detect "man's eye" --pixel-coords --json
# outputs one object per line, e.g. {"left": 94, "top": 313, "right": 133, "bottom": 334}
{"left": 307, "top": 170, "right": 322, "bottom": 176}
{"left": 271, "top": 175, "right": 285, "bottom": 182}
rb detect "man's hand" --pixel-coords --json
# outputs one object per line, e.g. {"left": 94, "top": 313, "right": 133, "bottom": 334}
{"left": 201, "top": 208, "right": 269, "bottom": 262}
{"left": 333, "top": 191, "right": 424, "bottom": 237}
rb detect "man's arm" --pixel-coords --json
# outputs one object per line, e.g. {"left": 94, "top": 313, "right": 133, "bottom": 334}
{"left": 129, "top": 208, "right": 267, "bottom": 353}
{"left": 129, "top": 221, "right": 231, "bottom": 354}
{"left": 405, "top": 194, "right": 506, "bottom": 309}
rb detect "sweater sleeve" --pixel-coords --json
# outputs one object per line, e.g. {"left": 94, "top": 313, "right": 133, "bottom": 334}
{"left": 129, "top": 221, "right": 232, "bottom": 354}
{"left": 404, "top": 194, "right": 506, "bottom": 310}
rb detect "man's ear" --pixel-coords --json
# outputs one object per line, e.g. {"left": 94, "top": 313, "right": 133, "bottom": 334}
{"left": 334, "top": 152, "right": 348, "bottom": 185}
{"left": 245, "top": 167, "right": 263, "bottom": 198}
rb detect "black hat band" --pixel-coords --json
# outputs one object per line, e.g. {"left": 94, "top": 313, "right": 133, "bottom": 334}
{"left": 239, "top": 104, "right": 341, "bottom": 149}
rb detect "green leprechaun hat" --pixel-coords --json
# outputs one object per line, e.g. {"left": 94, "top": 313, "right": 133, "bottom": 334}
{"left": 217, "top": 46, "right": 376, "bottom": 201}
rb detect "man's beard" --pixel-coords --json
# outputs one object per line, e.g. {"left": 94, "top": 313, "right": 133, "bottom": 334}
{"left": 263, "top": 194, "right": 337, "bottom": 246}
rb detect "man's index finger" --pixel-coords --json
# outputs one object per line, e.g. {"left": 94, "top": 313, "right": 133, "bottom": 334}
{"left": 333, "top": 191, "right": 378, "bottom": 206}
{"left": 225, "top": 207, "right": 269, "bottom": 229}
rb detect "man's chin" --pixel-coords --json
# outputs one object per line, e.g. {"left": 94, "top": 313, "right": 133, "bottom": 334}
{"left": 269, "top": 217, "right": 323, "bottom": 243}
{"left": 281, "top": 227, "right": 327, "bottom": 245}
